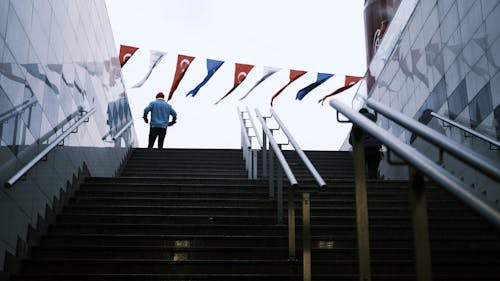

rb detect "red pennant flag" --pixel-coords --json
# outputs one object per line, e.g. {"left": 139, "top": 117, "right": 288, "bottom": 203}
{"left": 214, "top": 63, "right": 254, "bottom": 104}
{"left": 119, "top": 45, "right": 139, "bottom": 67}
{"left": 344, "top": 75, "right": 362, "bottom": 86}
{"left": 318, "top": 75, "right": 362, "bottom": 105}
{"left": 168, "top": 54, "right": 195, "bottom": 100}
{"left": 270, "top": 69, "right": 307, "bottom": 106}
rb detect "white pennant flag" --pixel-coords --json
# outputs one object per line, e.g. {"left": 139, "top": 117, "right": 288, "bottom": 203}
{"left": 239, "top": 66, "right": 279, "bottom": 101}
{"left": 132, "top": 50, "right": 166, "bottom": 88}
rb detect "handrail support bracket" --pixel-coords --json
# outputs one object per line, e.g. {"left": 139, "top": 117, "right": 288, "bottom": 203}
{"left": 352, "top": 131, "right": 372, "bottom": 280}
{"left": 409, "top": 166, "right": 433, "bottom": 281}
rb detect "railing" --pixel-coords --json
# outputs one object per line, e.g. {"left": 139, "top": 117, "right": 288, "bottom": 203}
{"left": 237, "top": 107, "right": 259, "bottom": 179}
{"left": 430, "top": 111, "right": 500, "bottom": 150}
{"left": 112, "top": 120, "right": 134, "bottom": 141}
{"left": 0, "top": 97, "right": 38, "bottom": 125}
{"left": 254, "top": 109, "right": 298, "bottom": 222}
{"left": 367, "top": 100, "right": 500, "bottom": 183}
{"left": 251, "top": 108, "right": 326, "bottom": 281}
{"left": 267, "top": 108, "right": 327, "bottom": 281}
{"left": 0, "top": 97, "right": 38, "bottom": 148}
{"left": 329, "top": 98, "right": 500, "bottom": 281}
{"left": 270, "top": 108, "right": 326, "bottom": 188}
{"left": 5, "top": 107, "right": 96, "bottom": 188}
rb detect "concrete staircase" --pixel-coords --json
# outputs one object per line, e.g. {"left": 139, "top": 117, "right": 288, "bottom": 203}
{"left": 9, "top": 148, "right": 499, "bottom": 280}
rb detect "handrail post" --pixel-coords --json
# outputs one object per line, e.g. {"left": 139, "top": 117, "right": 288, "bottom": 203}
{"left": 252, "top": 149, "right": 258, "bottom": 179}
{"left": 288, "top": 185, "right": 296, "bottom": 260}
{"left": 246, "top": 121, "right": 252, "bottom": 179}
{"left": 247, "top": 148, "right": 252, "bottom": 179}
{"left": 237, "top": 108, "right": 252, "bottom": 179}
{"left": 302, "top": 192, "right": 311, "bottom": 281}
{"left": 352, "top": 128, "right": 372, "bottom": 281}
{"left": 409, "top": 166, "right": 433, "bottom": 281}
{"left": 277, "top": 145, "right": 284, "bottom": 225}
{"left": 262, "top": 117, "right": 269, "bottom": 177}
{"left": 269, "top": 143, "right": 275, "bottom": 200}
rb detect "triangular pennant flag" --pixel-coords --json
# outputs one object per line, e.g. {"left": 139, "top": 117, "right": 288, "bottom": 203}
{"left": 119, "top": 45, "right": 139, "bottom": 67}
{"left": 131, "top": 50, "right": 166, "bottom": 88}
{"left": 168, "top": 54, "right": 195, "bottom": 100}
{"left": 239, "top": 66, "right": 279, "bottom": 101}
{"left": 295, "top": 73, "right": 334, "bottom": 101}
{"left": 270, "top": 69, "right": 307, "bottom": 106}
{"left": 318, "top": 75, "right": 362, "bottom": 105}
{"left": 186, "top": 59, "right": 224, "bottom": 97}
{"left": 214, "top": 63, "right": 254, "bottom": 104}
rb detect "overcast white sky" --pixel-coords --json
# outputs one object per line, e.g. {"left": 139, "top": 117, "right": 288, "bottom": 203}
{"left": 104, "top": 0, "right": 367, "bottom": 150}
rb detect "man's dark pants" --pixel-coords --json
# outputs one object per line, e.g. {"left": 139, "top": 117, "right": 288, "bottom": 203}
{"left": 148, "top": 127, "right": 167, "bottom": 148}
{"left": 365, "top": 148, "right": 381, "bottom": 179}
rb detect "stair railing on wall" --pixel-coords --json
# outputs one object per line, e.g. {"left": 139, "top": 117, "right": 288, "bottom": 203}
{"left": 5, "top": 107, "right": 96, "bottom": 188}
{"left": 255, "top": 108, "right": 327, "bottom": 281}
{"left": 429, "top": 111, "right": 500, "bottom": 151}
{"left": 329, "top": 98, "right": 500, "bottom": 281}
{"left": 367, "top": 100, "right": 500, "bottom": 183}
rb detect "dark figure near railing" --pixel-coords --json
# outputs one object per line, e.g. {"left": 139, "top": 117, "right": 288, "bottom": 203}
{"left": 143, "top": 92, "right": 177, "bottom": 149}
{"left": 349, "top": 108, "right": 382, "bottom": 179}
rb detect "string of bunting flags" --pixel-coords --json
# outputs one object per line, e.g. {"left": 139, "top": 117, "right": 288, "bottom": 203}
{"left": 119, "top": 44, "right": 362, "bottom": 106}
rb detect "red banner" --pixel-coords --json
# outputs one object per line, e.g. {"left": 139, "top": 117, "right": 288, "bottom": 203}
{"left": 270, "top": 69, "right": 307, "bottom": 106}
{"left": 168, "top": 54, "right": 195, "bottom": 100}
{"left": 119, "top": 45, "right": 139, "bottom": 67}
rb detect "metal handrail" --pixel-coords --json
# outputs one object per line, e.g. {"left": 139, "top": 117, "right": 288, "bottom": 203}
{"left": 237, "top": 108, "right": 251, "bottom": 149}
{"left": 0, "top": 97, "right": 37, "bottom": 124}
{"left": 5, "top": 108, "right": 96, "bottom": 188}
{"left": 245, "top": 106, "right": 263, "bottom": 148}
{"left": 330, "top": 98, "right": 500, "bottom": 227}
{"left": 270, "top": 108, "right": 326, "bottom": 188}
{"left": 255, "top": 109, "right": 298, "bottom": 186}
{"left": 430, "top": 111, "right": 500, "bottom": 149}
{"left": 112, "top": 120, "right": 134, "bottom": 141}
{"left": 367, "top": 99, "right": 500, "bottom": 182}
{"left": 256, "top": 108, "right": 321, "bottom": 280}
{"left": 256, "top": 107, "right": 301, "bottom": 270}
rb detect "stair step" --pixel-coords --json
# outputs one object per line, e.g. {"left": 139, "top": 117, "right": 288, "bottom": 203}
{"left": 47, "top": 222, "right": 495, "bottom": 238}
{"left": 40, "top": 234, "right": 291, "bottom": 247}
{"left": 8, "top": 273, "right": 422, "bottom": 281}
{"left": 33, "top": 245, "right": 494, "bottom": 262}
{"left": 64, "top": 204, "right": 476, "bottom": 217}
{"left": 56, "top": 213, "right": 489, "bottom": 225}
{"left": 31, "top": 246, "right": 291, "bottom": 260}
{"left": 69, "top": 197, "right": 466, "bottom": 209}
{"left": 20, "top": 259, "right": 302, "bottom": 274}
{"left": 20, "top": 258, "right": 419, "bottom": 274}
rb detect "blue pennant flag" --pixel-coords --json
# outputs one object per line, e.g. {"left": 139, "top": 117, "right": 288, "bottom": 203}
{"left": 295, "top": 73, "right": 333, "bottom": 101}
{"left": 187, "top": 59, "right": 224, "bottom": 97}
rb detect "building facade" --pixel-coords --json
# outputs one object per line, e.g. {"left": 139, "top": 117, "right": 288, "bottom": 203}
{"left": 349, "top": 0, "right": 500, "bottom": 205}
{"left": 0, "top": 0, "right": 136, "bottom": 268}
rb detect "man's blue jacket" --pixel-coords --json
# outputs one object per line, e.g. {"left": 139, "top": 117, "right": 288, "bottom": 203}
{"left": 143, "top": 98, "right": 177, "bottom": 128}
